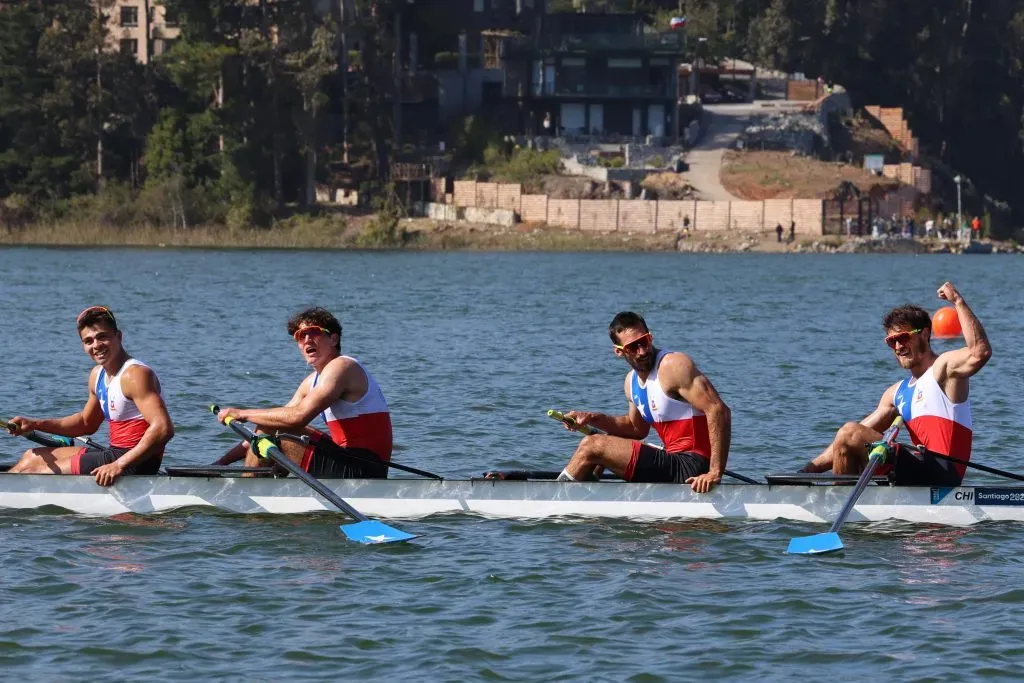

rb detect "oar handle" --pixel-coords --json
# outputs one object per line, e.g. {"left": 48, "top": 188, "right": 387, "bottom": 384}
{"left": 1, "top": 417, "right": 89, "bottom": 450}
{"left": 547, "top": 409, "right": 759, "bottom": 484}
{"left": 547, "top": 409, "right": 598, "bottom": 435}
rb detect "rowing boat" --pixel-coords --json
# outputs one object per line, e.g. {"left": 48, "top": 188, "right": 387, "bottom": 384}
{"left": 0, "top": 471, "right": 1021, "bottom": 524}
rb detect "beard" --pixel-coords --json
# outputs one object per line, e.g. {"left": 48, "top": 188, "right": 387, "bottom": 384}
{"left": 628, "top": 350, "right": 657, "bottom": 374}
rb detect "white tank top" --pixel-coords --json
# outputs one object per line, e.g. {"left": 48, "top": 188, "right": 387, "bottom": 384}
{"left": 95, "top": 358, "right": 164, "bottom": 448}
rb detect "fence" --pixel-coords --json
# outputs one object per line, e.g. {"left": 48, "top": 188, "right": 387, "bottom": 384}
{"left": 438, "top": 180, "right": 826, "bottom": 234}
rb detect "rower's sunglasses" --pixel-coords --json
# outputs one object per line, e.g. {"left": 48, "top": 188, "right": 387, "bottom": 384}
{"left": 293, "top": 326, "right": 332, "bottom": 342}
{"left": 885, "top": 328, "right": 922, "bottom": 349}
{"left": 614, "top": 332, "right": 653, "bottom": 353}
{"left": 76, "top": 305, "right": 116, "bottom": 327}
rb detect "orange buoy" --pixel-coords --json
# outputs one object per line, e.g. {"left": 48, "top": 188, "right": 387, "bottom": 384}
{"left": 932, "top": 306, "right": 962, "bottom": 339}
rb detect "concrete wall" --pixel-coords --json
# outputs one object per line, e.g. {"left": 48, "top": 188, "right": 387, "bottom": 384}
{"left": 412, "top": 202, "right": 515, "bottom": 227}
{"left": 448, "top": 181, "right": 825, "bottom": 233}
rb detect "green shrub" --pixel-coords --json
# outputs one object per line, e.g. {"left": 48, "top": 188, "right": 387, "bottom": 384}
{"left": 357, "top": 184, "right": 408, "bottom": 248}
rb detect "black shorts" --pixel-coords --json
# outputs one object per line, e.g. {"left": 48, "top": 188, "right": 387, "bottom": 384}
{"left": 299, "top": 433, "right": 388, "bottom": 479}
{"left": 625, "top": 442, "right": 710, "bottom": 483}
{"left": 890, "top": 445, "right": 963, "bottom": 486}
{"left": 71, "top": 446, "right": 162, "bottom": 476}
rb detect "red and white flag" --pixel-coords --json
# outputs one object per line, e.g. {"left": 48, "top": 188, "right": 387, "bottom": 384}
{"left": 669, "top": 16, "right": 687, "bottom": 30}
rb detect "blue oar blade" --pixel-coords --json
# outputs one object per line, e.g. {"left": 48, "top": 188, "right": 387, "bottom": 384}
{"left": 787, "top": 532, "right": 843, "bottom": 555}
{"left": 340, "top": 520, "right": 416, "bottom": 544}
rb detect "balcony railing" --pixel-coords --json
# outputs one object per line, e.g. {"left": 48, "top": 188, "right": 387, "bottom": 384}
{"left": 504, "top": 32, "right": 683, "bottom": 55}
{"left": 530, "top": 83, "right": 673, "bottom": 98}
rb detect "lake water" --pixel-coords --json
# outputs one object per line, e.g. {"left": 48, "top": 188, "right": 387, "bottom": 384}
{"left": 1, "top": 248, "right": 1022, "bottom": 680}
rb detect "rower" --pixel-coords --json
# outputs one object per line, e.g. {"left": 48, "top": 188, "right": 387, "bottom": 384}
{"left": 556, "top": 312, "right": 732, "bottom": 493}
{"left": 801, "top": 282, "right": 991, "bottom": 485}
{"left": 8, "top": 306, "right": 174, "bottom": 486}
{"left": 212, "top": 307, "right": 393, "bottom": 478}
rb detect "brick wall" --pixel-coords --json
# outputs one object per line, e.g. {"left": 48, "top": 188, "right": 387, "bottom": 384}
{"left": 763, "top": 199, "right": 794, "bottom": 231}
{"left": 579, "top": 200, "right": 618, "bottom": 232}
{"left": 792, "top": 199, "right": 824, "bottom": 233}
{"left": 476, "top": 182, "right": 499, "bottom": 209}
{"left": 729, "top": 201, "right": 764, "bottom": 231}
{"left": 787, "top": 80, "right": 822, "bottom": 101}
{"left": 618, "top": 200, "right": 657, "bottom": 233}
{"left": 864, "top": 105, "right": 920, "bottom": 161}
{"left": 547, "top": 199, "right": 580, "bottom": 228}
{"left": 520, "top": 194, "right": 548, "bottom": 223}
{"left": 447, "top": 181, "right": 826, "bottom": 234}
{"left": 497, "top": 184, "right": 522, "bottom": 213}
{"left": 655, "top": 200, "right": 697, "bottom": 232}
{"left": 453, "top": 180, "right": 476, "bottom": 207}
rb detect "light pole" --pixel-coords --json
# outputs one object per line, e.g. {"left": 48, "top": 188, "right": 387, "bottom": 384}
{"left": 953, "top": 174, "right": 962, "bottom": 240}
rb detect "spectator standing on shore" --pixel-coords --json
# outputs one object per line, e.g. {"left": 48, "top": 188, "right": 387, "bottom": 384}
{"left": 844, "top": 216, "right": 853, "bottom": 236}
{"left": 971, "top": 216, "right": 982, "bottom": 239}
{"left": 871, "top": 218, "right": 881, "bottom": 238}
{"left": 776, "top": 223, "right": 783, "bottom": 242}
{"left": 789, "top": 221, "right": 796, "bottom": 243}
{"left": 925, "top": 218, "right": 935, "bottom": 238}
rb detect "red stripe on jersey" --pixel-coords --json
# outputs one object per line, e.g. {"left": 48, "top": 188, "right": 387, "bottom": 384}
{"left": 325, "top": 412, "right": 393, "bottom": 461}
{"left": 907, "top": 415, "right": 972, "bottom": 477}
{"left": 110, "top": 419, "right": 149, "bottom": 449}
{"left": 653, "top": 415, "right": 711, "bottom": 457}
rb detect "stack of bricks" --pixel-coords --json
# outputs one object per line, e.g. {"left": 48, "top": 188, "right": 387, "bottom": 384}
{"left": 864, "top": 106, "right": 920, "bottom": 160}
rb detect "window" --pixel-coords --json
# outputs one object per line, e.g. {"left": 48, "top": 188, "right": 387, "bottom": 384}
{"left": 120, "top": 6, "right": 138, "bottom": 27}
{"left": 163, "top": 8, "right": 179, "bottom": 26}
{"left": 119, "top": 39, "right": 138, "bottom": 56}
{"left": 473, "top": 0, "right": 484, "bottom": 11}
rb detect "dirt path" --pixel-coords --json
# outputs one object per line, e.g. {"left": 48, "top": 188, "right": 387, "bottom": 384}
{"left": 683, "top": 101, "right": 806, "bottom": 201}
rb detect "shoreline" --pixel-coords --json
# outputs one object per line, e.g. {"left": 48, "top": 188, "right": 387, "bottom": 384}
{"left": 1, "top": 219, "right": 1018, "bottom": 254}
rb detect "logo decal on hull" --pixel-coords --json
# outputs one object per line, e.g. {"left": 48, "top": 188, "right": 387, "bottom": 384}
{"left": 975, "top": 488, "right": 1024, "bottom": 506}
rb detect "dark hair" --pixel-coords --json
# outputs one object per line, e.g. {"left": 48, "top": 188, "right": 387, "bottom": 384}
{"left": 287, "top": 307, "right": 342, "bottom": 352}
{"left": 76, "top": 306, "right": 118, "bottom": 332}
{"left": 882, "top": 305, "right": 931, "bottom": 333}
{"left": 608, "top": 311, "right": 648, "bottom": 344}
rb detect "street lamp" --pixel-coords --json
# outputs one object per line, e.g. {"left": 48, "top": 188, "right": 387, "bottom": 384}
{"left": 953, "top": 174, "right": 962, "bottom": 240}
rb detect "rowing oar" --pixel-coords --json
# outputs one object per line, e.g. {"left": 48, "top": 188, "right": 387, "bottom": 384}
{"left": 0, "top": 417, "right": 106, "bottom": 451}
{"left": 547, "top": 409, "right": 760, "bottom": 485}
{"left": 209, "top": 405, "right": 414, "bottom": 545}
{"left": 786, "top": 416, "right": 903, "bottom": 555}
{"left": 909, "top": 446, "right": 1024, "bottom": 484}
{"left": 273, "top": 432, "right": 442, "bottom": 480}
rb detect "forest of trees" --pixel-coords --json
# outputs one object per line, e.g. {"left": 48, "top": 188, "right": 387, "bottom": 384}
{"left": 1, "top": 0, "right": 1022, "bottom": 231}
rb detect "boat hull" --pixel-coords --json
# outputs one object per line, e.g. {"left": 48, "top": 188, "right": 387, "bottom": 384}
{"left": 0, "top": 474, "right": 1021, "bottom": 525}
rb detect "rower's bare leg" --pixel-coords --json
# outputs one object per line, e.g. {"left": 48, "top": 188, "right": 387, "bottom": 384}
{"left": 562, "top": 435, "right": 636, "bottom": 480}
{"left": 807, "top": 422, "right": 882, "bottom": 475}
{"left": 9, "top": 446, "right": 81, "bottom": 474}
{"left": 242, "top": 431, "right": 306, "bottom": 477}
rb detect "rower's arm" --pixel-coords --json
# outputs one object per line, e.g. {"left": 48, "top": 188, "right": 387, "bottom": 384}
{"left": 20, "top": 367, "right": 106, "bottom": 437}
{"left": 588, "top": 374, "right": 650, "bottom": 439}
{"left": 933, "top": 284, "right": 991, "bottom": 382}
{"left": 112, "top": 366, "right": 175, "bottom": 469}
{"left": 667, "top": 354, "right": 732, "bottom": 483}
{"left": 232, "top": 359, "right": 358, "bottom": 431}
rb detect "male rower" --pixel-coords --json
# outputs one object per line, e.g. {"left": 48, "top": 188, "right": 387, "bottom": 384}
{"left": 7, "top": 306, "right": 174, "bottom": 486}
{"left": 558, "top": 312, "right": 732, "bottom": 493}
{"left": 801, "top": 282, "right": 991, "bottom": 485}
{"left": 213, "top": 307, "right": 392, "bottom": 478}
